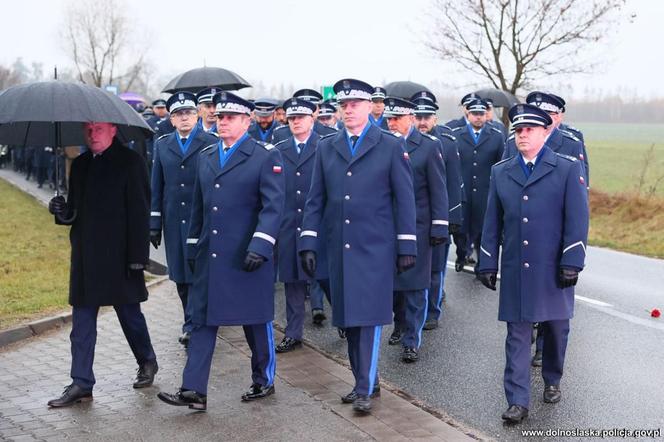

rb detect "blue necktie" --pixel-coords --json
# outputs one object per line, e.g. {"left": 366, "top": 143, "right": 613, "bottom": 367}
{"left": 527, "top": 162, "right": 534, "bottom": 176}
{"left": 297, "top": 143, "right": 305, "bottom": 155}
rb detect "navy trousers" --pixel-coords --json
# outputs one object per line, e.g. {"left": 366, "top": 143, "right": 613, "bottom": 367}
{"left": 309, "top": 279, "right": 332, "bottom": 311}
{"left": 345, "top": 326, "right": 382, "bottom": 395}
{"left": 393, "top": 290, "right": 428, "bottom": 349}
{"left": 70, "top": 304, "right": 156, "bottom": 391}
{"left": 182, "top": 322, "right": 276, "bottom": 395}
{"left": 284, "top": 282, "right": 307, "bottom": 340}
{"left": 426, "top": 244, "right": 451, "bottom": 321}
{"left": 175, "top": 283, "right": 193, "bottom": 334}
{"left": 504, "top": 320, "right": 570, "bottom": 408}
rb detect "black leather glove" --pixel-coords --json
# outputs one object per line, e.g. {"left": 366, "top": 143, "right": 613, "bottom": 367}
{"left": 299, "top": 250, "right": 317, "bottom": 278}
{"left": 188, "top": 259, "right": 195, "bottom": 274}
{"left": 243, "top": 251, "right": 266, "bottom": 272}
{"left": 48, "top": 195, "right": 67, "bottom": 216}
{"left": 449, "top": 223, "right": 461, "bottom": 235}
{"left": 150, "top": 230, "right": 161, "bottom": 249}
{"left": 430, "top": 236, "right": 448, "bottom": 246}
{"left": 127, "top": 263, "right": 145, "bottom": 279}
{"left": 478, "top": 272, "right": 497, "bottom": 290}
{"left": 558, "top": 267, "right": 579, "bottom": 288}
{"left": 396, "top": 255, "right": 416, "bottom": 274}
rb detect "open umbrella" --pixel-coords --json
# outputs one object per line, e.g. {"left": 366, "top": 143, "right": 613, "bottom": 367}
{"left": 162, "top": 67, "right": 251, "bottom": 93}
{"left": 384, "top": 81, "right": 432, "bottom": 100}
{"left": 0, "top": 81, "right": 153, "bottom": 196}
{"left": 473, "top": 88, "right": 519, "bottom": 108}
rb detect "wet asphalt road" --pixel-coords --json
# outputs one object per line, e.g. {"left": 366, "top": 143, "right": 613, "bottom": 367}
{"left": 273, "top": 245, "right": 664, "bottom": 440}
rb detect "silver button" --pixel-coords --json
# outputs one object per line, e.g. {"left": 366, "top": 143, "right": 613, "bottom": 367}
{"left": 344, "top": 243, "right": 350, "bottom": 249}
{"left": 181, "top": 202, "right": 185, "bottom": 206}
{"left": 211, "top": 253, "right": 217, "bottom": 258}
{"left": 473, "top": 176, "right": 477, "bottom": 179}
{"left": 524, "top": 262, "right": 530, "bottom": 268}
{"left": 296, "top": 190, "right": 301, "bottom": 195}
{"left": 523, "top": 240, "right": 529, "bottom": 246}
{"left": 181, "top": 219, "right": 186, "bottom": 224}
{"left": 180, "top": 165, "right": 185, "bottom": 169}
{"left": 344, "top": 195, "right": 350, "bottom": 200}
{"left": 347, "top": 171, "right": 352, "bottom": 177}
{"left": 297, "top": 208, "right": 302, "bottom": 213}
{"left": 473, "top": 150, "right": 477, "bottom": 154}
{"left": 522, "top": 217, "right": 528, "bottom": 223}
{"left": 523, "top": 195, "right": 528, "bottom": 201}
{"left": 473, "top": 188, "right": 477, "bottom": 192}
{"left": 213, "top": 206, "right": 218, "bottom": 211}
{"left": 473, "top": 162, "right": 477, "bottom": 166}
{"left": 215, "top": 184, "right": 220, "bottom": 189}
{"left": 296, "top": 172, "right": 301, "bottom": 177}
{"left": 297, "top": 227, "right": 301, "bottom": 232}
{"left": 180, "top": 183, "right": 185, "bottom": 188}
{"left": 212, "top": 230, "right": 218, "bottom": 235}
{"left": 345, "top": 219, "right": 350, "bottom": 224}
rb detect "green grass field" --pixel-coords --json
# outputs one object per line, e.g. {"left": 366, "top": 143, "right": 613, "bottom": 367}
{"left": 575, "top": 123, "right": 664, "bottom": 196}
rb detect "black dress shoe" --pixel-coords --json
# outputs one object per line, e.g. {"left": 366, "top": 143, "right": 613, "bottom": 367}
{"left": 157, "top": 389, "right": 207, "bottom": 411}
{"left": 465, "top": 256, "right": 476, "bottom": 265}
{"left": 341, "top": 385, "right": 380, "bottom": 403}
{"left": 47, "top": 384, "right": 93, "bottom": 408}
{"left": 275, "top": 337, "right": 302, "bottom": 353}
{"left": 133, "top": 359, "right": 158, "bottom": 388}
{"left": 531, "top": 350, "right": 543, "bottom": 367}
{"left": 454, "top": 260, "right": 465, "bottom": 272}
{"left": 241, "top": 383, "right": 275, "bottom": 401}
{"left": 388, "top": 329, "right": 401, "bottom": 345}
{"left": 352, "top": 395, "right": 372, "bottom": 413}
{"left": 543, "top": 385, "right": 561, "bottom": 403}
{"left": 178, "top": 332, "right": 191, "bottom": 348}
{"left": 501, "top": 404, "right": 528, "bottom": 423}
{"left": 423, "top": 319, "right": 438, "bottom": 330}
{"left": 337, "top": 328, "right": 346, "bottom": 339}
{"left": 312, "top": 309, "right": 326, "bottom": 325}
{"left": 401, "top": 347, "right": 419, "bottom": 363}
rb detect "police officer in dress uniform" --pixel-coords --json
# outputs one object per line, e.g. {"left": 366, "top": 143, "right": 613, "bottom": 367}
{"left": 248, "top": 98, "right": 280, "bottom": 142}
{"left": 410, "top": 94, "right": 464, "bottom": 330}
{"left": 478, "top": 104, "right": 589, "bottom": 424}
{"left": 157, "top": 92, "right": 285, "bottom": 411}
{"left": 298, "top": 79, "right": 417, "bottom": 413}
{"left": 150, "top": 91, "right": 219, "bottom": 347}
{"left": 549, "top": 93, "right": 590, "bottom": 185}
{"left": 451, "top": 98, "right": 504, "bottom": 273}
{"left": 273, "top": 98, "right": 333, "bottom": 352}
{"left": 384, "top": 97, "right": 448, "bottom": 363}
{"left": 369, "top": 86, "right": 389, "bottom": 130}
{"left": 195, "top": 88, "right": 220, "bottom": 134}
{"left": 445, "top": 93, "right": 481, "bottom": 129}
{"left": 485, "top": 98, "right": 508, "bottom": 140}
{"left": 274, "top": 100, "right": 288, "bottom": 126}
{"left": 271, "top": 89, "right": 338, "bottom": 143}
{"left": 145, "top": 99, "right": 169, "bottom": 166}
{"left": 318, "top": 100, "right": 342, "bottom": 129}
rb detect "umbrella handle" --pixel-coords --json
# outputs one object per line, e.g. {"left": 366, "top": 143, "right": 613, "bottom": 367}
{"left": 55, "top": 209, "right": 77, "bottom": 224}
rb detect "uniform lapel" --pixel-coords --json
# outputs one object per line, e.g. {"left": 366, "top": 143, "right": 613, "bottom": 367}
{"left": 281, "top": 137, "right": 300, "bottom": 166}
{"left": 206, "top": 145, "right": 222, "bottom": 177}
{"left": 218, "top": 137, "right": 254, "bottom": 178}
{"left": 524, "top": 147, "right": 556, "bottom": 187}
{"left": 332, "top": 131, "right": 351, "bottom": 163}
{"left": 459, "top": 128, "right": 474, "bottom": 146}
{"left": 166, "top": 132, "right": 184, "bottom": 159}
{"left": 474, "top": 127, "right": 490, "bottom": 148}
{"left": 182, "top": 131, "right": 210, "bottom": 162}
{"left": 406, "top": 128, "right": 421, "bottom": 153}
{"left": 506, "top": 156, "right": 527, "bottom": 187}
{"left": 298, "top": 134, "right": 319, "bottom": 166}
{"left": 546, "top": 127, "right": 563, "bottom": 153}
{"left": 349, "top": 124, "right": 380, "bottom": 166}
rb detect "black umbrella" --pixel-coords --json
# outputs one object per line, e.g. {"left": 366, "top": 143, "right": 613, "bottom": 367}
{"left": 162, "top": 67, "right": 251, "bottom": 93}
{"left": 384, "top": 81, "right": 432, "bottom": 100}
{"left": 473, "top": 88, "right": 519, "bottom": 108}
{"left": 0, "top": 81, "right": 153, "bottom": 195}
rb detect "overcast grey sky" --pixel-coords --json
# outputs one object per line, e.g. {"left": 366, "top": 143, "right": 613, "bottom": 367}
{"left": 1, "top": 0, "right": 661, "bottom": 99}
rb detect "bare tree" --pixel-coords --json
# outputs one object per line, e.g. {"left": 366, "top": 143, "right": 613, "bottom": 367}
{"left": 424, "top": 0, "right": 627, "bottom": 96}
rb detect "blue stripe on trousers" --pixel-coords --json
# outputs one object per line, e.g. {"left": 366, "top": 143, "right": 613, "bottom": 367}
{"left": 367, "top": 326, "right": 382, "bottom": 394}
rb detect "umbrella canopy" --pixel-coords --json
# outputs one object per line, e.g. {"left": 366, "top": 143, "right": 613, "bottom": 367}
{"left": 0, "top": 81, "right": 153, "bottom": 146}
{"left": 473, "top": 88, "right": 519, "bottom": 108}
{"left": 162, "top": 67, "right": 251, "bottom": 93}
{"left": 384, "top": 81, "right": 432, "bottom": 100}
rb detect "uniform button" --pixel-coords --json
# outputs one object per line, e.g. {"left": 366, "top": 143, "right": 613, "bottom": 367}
{"left": 211, "top": 253, "right": 217, "bottom": 258}
{"left": 212, "top": 230, "right": 218, "bottom": 235}
{"left": 522, "top": 217, "right": 528, "bottom": 223}
{"left": 473, "top": 175, "right": 477, "bottom": 179}
{"left": 297, "top": 227, "right": 301, "bottom": 232}
{"left": 524, "top": 262, "right": 530, "bottom": 268}
{"left": 473, "top": 162, "right": 477, "bottom": 166}
{"left": 473, "top": 188, "right": 477, "bottom": 192}
{"left": 213, "top": 206, "right": 218, "bottom": 211}
{"left": 296, "top": 190, "right": 301, "bottom": 195}
{"left": 523, "top": 195, "right": 528, "bottom": 201}
{"left": 215, "top": 184, "right": 220, "bottom": 189}
{"left": 181, "top": 202, "right": 185, "bottom": 206}
{"left": 347, "top": 171, "right": 352, "bottom": 177}
{"left": 523, "top": 240, "right": 529, "bottom": 246}
{"left": 344, "top": 243, "right": 350, "bottom": 249}
{"left": 180, "top": 165, "right": 185, "bottom": 169}
{"left": 181, "top": 219, "right": 186, "bottom": 224}
{"left": 296, "top": 172, "right": 301, "bottom": 177}
{"left": 344, "top": 195, "right": 350, "bottom": 200}
{"left": 473, "top": 150, "right": 477, "bottom": 154}
{"left": 180, "top": 183, "right": 185, "bottom": 188}
{"left": 345, "top": 219, "right": 350, "bottom": 224}
{"left": 297, "top": 208, "right": 302, "bottom": 213}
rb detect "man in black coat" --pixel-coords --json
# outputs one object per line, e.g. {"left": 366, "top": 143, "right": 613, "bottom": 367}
{"left": 46, "top": 122, "right": 158, "bottom": 408}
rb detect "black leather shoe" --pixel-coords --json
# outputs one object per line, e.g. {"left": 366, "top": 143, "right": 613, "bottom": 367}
{"left": 47, "top": 384, "right": 93, "bottom": 408}
{"left": 241, "top": 383, "right": 275, "bottom": 401}
{"left": 157, "top": 389, "right": 207, "bottom": 411}
{"left": 337, "top": 328, "right": 346, "bottom": 339}
{"left": 178, "top": 332, "right": 191, "bottom": 348}
{"left": 352, "top": 395, "right": 372, "bottom": 413}
{"left": 312, "top": 309, "right": 326, "bottom": 325}
{"left": 501, "top": 404, "right": 528, "bottom": 423}
{"left": 543, "top": 385, "right": 561, "bottom": 403}
{"left": 388, "top": 329, "right": 401, "bottom": 345}
{"left": 402, "top": 347, "right": 419, "bottom": 363}
{"left": 465, "top": 256, "right": 476, "bottom": 265}
{"left": 275, "top": 337, "right": 302, "bottom": 353}
{"left": 423, "top": 319, "right": 438, "bottom": 330}
{"left": 454, "top": 260, "right": 465, "bottom": 272}
{"left": 133, "top": 359, "right": 158, "bottom": 388}
{"left": 341, "top": 385, "right": 381, "bottom": 403}
{"left": 531, "top": 350, "right": 543, "bottom": 367}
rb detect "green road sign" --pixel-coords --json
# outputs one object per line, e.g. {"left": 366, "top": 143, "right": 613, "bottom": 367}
{"left": 321, "top": 86, "right": 335, "bottom": 101}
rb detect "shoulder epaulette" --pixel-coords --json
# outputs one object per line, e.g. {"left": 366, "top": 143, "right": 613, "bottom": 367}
{"left": 555, "top": 153, "right": 577, "bottom": 162}
{"left": 440, "top": 124, "right": 452, "bottom": 131}
{"left": 490, "top": 127, "right": 502, "bottom": 134}
{"left": 201, "top": 143, "right": 216, "bottom": 153}
{"left": 422, "top": 133, "right": 438, "bottom": 141}
{"left": 440, "top": 133, "right": 456, "bottom": 141}
{"left": 494, "top": 157, "right": 513, "bottom": 166}
{"left": 256, "top": 140, "right": 275, "bottom": 150}
{"left": 157, "top": 133, "right": 170, "bottom": 141}
{"left": 451, "top": 126, "right": 464, "bottom": 132}
{"left": 274, "top": 125, "right": 289, "bottom": 132}
{"left": 380, "top": 129, "right": 399, "bottom": 138}
{"left": 274, "top": 139, "right": 289, "bottom": 148}
{"left": 507, "top": 133, "right": 515, "bottom": 141}
{"left": 319, "top": 132, "right": 337, "bottom": 140}
{"left": 559, "top": 129, "right": 580, "bottom": 142}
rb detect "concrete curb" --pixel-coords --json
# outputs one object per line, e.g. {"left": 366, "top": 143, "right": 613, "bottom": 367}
{"left": 0, "top": 275, "right": 170, "bottom": 349}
